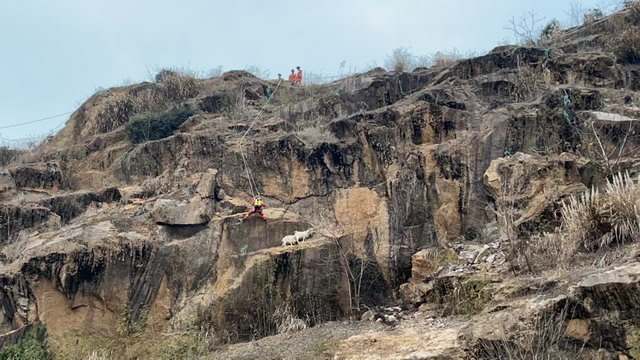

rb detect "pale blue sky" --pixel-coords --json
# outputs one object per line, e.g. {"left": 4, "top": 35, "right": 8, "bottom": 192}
{"left": 0, "top": 0, "right": 613, "bottom": 142}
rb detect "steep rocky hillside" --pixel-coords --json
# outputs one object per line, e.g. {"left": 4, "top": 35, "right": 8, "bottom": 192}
{"left": 1, "top": 5, "right": 640, "bottom": 359}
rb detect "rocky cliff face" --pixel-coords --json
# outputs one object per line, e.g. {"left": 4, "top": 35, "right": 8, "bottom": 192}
{"left": 1, "top": 5, "right": 640, "bottom": 359}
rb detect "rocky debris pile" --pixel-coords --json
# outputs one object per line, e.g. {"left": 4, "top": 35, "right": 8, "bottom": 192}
{"left": 360, "top": 306, "right": 409, "bottom": 326}
{"left": 453, "top": 241, "right": 507, "bottom": 270}
{"left": 399, "top": 241, "right": 507, "bottom": 309}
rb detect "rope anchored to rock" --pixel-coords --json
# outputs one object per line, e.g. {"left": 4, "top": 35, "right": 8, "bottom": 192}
{"left": 238, "top": 79, "right": 283, "bottom": 198}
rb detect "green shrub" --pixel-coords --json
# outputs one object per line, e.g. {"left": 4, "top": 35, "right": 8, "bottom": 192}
{"left": 127, "top": 106, "right": 195, "bottom": 144}
{"left": 0, "top": 325, "right": 50, "bottom": 360}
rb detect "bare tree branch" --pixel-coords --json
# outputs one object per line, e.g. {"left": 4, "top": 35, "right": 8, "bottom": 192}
{"left": 505, "top": 11, "right": 545, "bottom": 45}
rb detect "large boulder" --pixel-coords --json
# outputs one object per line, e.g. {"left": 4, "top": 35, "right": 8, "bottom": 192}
{"left": 195, "top": 169, "right": 220, "bottom": 199}
{"left": 152, "top": 198, "right": 212, "bottom": 226}
{"left": 571, "top": 262, "right": 640, "bottom": 318}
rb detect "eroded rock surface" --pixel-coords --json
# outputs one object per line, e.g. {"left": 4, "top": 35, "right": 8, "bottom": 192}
{"left": 0, "top": 5, "right": 639, "bottom": 359}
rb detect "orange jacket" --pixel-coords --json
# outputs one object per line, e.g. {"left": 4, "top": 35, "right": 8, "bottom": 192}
{"left": 288, "top": 73, "right": 296, "bottom": 82}
{"left": 295, "top": 70, "right": 303, "bottom": 83}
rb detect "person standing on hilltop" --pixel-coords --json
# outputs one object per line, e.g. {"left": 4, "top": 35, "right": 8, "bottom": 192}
{"left": 288, "top": 69, "right": 296, "bottom": 84}
{"left": 294, "top": 66, "right": 303, "bottom": 85}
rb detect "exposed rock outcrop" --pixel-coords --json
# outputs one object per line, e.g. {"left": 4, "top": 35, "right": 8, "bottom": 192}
{"left": 483, "top": 152, "right": 599, "bottom": 233}
{"left": 8, "top": 162, "right": 65, "bottom": 190}
{"left": 0, "top": 5, "right": 640, "bottom": 359}
{"left": 152, "top": 198, "right": 212, "bottom": 226}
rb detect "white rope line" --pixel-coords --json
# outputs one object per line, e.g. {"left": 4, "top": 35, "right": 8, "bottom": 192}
{"left": 240, "top": 149, "right": 257, "bottom": 196}
{"left": 0, "top": 112, "right": 72, "bottom": 130}
{"left": 238, "top": 79, "right": 283, "bottom": 197}
{"left": 240, "top": 79, "right": 283, "bottom": 142}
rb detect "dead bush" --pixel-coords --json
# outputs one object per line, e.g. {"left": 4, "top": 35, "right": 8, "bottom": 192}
{"left": 513, "top": 63, "right": 546, "bottom": 102}
{"left": 86, "top": 351, "right": 112, "bottom": 360}
{"left": 431, "top": 51, "right": 462, "bottom": 68}
{"left": 531, "top": 173, "right": 640, "bottom": 267}
{"left": 567, "top": 1, "right": 587, "bottom": 27}
{"left": 273, "top": 304, "right": 308, "bottom": 334}
{"left": 223, "top": 84, "right": 251, "bottom": 123}
{"left": 384, "top": 48, "right": 466, "bottom": 72}
{"left": 505, "top": 11, "right": 545, "bottom": 45}
{"left": 563, "top": 173, "right": 640, "bottom": 251}
{"left": 96, "top": 97, "right": 135, "bottom": 133}
{"left": 493, "top": 167, "right": 534, "bottom": 273}
{"left": 476, "top": 304, "right": 571, "bottom": 359}
{"left": 614, "top": 29, "right": 640, "bottom": 64}
{"left": 385, "top": 48, "right": 415, "bottom": 72}
{"left": 0, "top": 147, "right": 23, "bottom": 167}
{"left": 155, "top": 69, "right": 199, "bottom": 100}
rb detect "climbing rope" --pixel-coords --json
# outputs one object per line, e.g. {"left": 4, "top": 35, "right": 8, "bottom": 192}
{"left": 238, "top": 79, "right": 283, "bottom": 197}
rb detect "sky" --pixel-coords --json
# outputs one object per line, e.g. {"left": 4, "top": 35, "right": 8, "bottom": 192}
{"left": 0, "top": 0, "right": 617, "bottom": 143}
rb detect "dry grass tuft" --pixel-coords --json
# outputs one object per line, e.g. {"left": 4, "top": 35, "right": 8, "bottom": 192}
{"left": 512, "top": 58, "right": 549, "bottom": 102}
{"left": 86, "top": 351, "right": 112, "bottom": 360}
{"left": 273, "top": 304, "right": 308, "bottom": 335}
{"left": 155, "top": 69, "right": 199, "bottom": 100}
{"left": 531, "top": 172, "right": 640, "bottom": 267}
{"left": 0, "top": 147, "right": 24, "bottom": 167}
{"left": 385, "top": 48, "right": 414, "bottom": 73}
{"left": 476, "top": 304, "right": 571, "bottom": 359}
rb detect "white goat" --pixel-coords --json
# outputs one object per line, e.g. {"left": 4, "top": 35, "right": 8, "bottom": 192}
{"left": 281, "top": 235, "right": 298, "bottom": 246}
{"left": 294, "top": 228, "right": 314, "bottom": 243}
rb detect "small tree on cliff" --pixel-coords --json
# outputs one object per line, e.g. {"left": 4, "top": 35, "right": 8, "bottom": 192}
{"left": 493, "top": 166, "right": 534, "bottom": 273}
{"left": 312, "top": 209, "right": 373, "bottom": 317}
{"left": 540, "top": 19, "right": 562, "bottom": 42}
{"left": 505, "top": 11, "right": 545, "bottom": 45}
